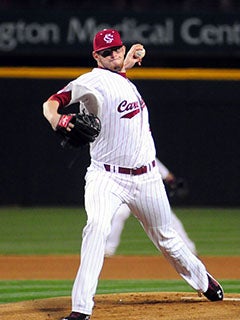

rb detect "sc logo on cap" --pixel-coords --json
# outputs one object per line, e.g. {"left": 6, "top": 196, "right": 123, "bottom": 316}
{"left": 103, "top": 34, "right": 114, "bottom": 43}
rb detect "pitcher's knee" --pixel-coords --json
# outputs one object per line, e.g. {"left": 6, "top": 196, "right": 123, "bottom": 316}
{"left": 151, "top": 227, "right": 184, "bottom": 254}
{"left": 84, "top": 221, "right": 111, "bottom": 240}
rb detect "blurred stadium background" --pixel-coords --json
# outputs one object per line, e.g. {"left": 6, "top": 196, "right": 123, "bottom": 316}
{"left": 0, "top": 0, "right": 239, "bottom": 207}
{"left": 1, "top": 1, "right": 240, "bottom": 306}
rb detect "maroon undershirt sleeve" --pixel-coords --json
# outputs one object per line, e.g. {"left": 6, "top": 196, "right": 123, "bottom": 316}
{"left": 48, "top": 91, "right": 72, "bottom": 108}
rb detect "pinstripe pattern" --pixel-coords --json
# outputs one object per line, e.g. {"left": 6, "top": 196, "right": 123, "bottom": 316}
{"left": 65, "top": 67, "right": 210, "bottom": 315}
{"left": 72, "top": 166, "right": 208, "bottom": 314}
{"left": 63, "top": 68, "right": 155, "bottom": 167}
{"left": 72, "top": 171, "right": 123, "bottom": 314}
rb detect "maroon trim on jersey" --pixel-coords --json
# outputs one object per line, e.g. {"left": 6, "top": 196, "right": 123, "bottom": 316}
{"left": 120, "top": 109, "right": 140, "bottom": 119}
{"left": 48, "top": 91, "right": 71, "bottom": 108}
{"left": 119, "top": 72, "right": 127, "bottom": 78}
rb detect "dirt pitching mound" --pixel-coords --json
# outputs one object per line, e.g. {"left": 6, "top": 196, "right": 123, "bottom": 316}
{"left": 1, "top": 292, "right": 239, "bottom": 320}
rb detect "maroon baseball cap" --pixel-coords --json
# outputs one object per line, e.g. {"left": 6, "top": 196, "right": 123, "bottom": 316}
{"left": 93, "top": 29, "right": 123, "bottom": 52}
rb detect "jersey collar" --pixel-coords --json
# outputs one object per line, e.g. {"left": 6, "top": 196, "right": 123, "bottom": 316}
{"left": 98, "top": 66, "right": 127, "bottom": 78}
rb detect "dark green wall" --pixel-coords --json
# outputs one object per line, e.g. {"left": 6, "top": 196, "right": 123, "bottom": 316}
{"left": 1, "top": 78, "right": 239, "bottom": 206}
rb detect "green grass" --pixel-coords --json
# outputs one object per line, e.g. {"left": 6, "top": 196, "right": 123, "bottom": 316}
{"left": 0, "top": 279, "right": 239, "bottom": 304}
{"left": 0, "top": 207, "right": 85, "bottom": 254}
{"left": 0, "top": 207, "right": 239, "bottom": 255}
{"left": 0, "top": 207, "right": 239, "bottom": 304}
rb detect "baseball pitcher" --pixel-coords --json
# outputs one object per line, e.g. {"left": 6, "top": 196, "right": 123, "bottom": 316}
{"left": 43, "top": 29, "right": 223, "bottom": 320}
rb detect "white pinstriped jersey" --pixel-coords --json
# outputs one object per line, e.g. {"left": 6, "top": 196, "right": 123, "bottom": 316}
{"left": 61, "top": 68, "right": 156, "bottom": 167}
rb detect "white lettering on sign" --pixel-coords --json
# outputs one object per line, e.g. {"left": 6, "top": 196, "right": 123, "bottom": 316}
{"left": 0, "top": 21, "right": 60, "bottom": 51}
{"left": 67, "top": 17, "right": 174, "bottom": 45}
{"left": 181, "top": 18, "right": 240, "bottom": 45}
{"left": 0, "top": 16, "right": 240, "bottom": 52}
{"left": 67, "top": 17, "right": 98, "bottom": 43}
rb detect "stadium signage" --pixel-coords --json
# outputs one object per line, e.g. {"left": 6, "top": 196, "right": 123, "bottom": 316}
{"left": 0, "top": 12, "right": 239, "bottom": 54}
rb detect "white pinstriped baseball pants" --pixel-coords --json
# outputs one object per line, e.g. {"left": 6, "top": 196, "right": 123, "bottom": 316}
{"left": 71, "top": 164, "right": 208, "bottom": 315}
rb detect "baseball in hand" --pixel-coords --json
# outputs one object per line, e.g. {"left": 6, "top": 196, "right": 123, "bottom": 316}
{"left": 134, "top": 48, "right": 146, "bottom": 59}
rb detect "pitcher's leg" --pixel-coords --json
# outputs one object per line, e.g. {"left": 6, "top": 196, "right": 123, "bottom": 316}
{"left": 72, "top": 172, "right": 123, "bottom": 315}
{"left": 132, "top": 176, "right": 208, "bottom": 293}
{"left": 150, "top": 225, "right": 208, "bottom": 292}
{"left": 171, "top": 211, "right": 197, "bottom": 255}
{"left": 105, "top": 204, "right": 131, "bottom": 256}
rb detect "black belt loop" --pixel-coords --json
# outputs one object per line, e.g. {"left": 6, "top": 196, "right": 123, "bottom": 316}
{"left": 104, "top": 164, "right": 111, "bottom": 171}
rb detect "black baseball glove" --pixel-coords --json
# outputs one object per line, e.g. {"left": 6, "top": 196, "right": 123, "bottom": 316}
{"left": 164, "top": 177, "right": 189, "bottom": 199}
{"left": 56, "top": 112, "right": 101, "bottom": 148}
